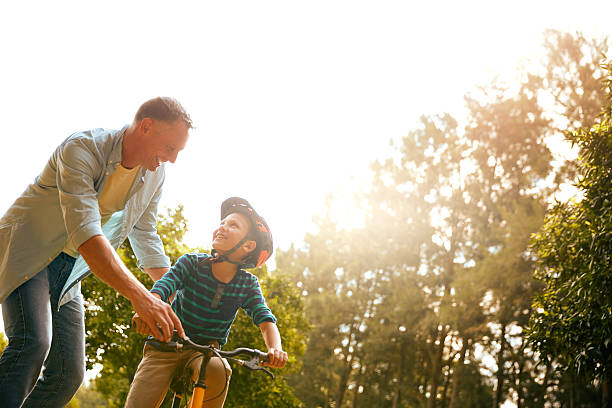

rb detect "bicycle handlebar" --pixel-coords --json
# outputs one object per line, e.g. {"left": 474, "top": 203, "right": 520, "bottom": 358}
{"left": 147, "top": 331, "right": 274, "bottom": 379}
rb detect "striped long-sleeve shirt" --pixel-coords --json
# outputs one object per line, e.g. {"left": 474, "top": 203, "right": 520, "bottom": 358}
{"left": 151, "top": 252, "right": 276, "bottom": 346}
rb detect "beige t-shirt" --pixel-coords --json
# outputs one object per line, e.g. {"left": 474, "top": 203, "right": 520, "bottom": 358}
{"left": 63, "top": 164, "right": 141, "bottom": 257}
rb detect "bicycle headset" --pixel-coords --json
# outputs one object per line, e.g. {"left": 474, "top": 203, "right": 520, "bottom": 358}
{"left": 208, "top": 197, "right": 273, "bottom": 269}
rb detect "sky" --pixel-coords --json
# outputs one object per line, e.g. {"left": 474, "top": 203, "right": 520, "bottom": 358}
{"left": 0, "top": 1, "right": 610, "bottom": 343}
{"left": 1, "top": 0, "right": 610, "bottom": 256}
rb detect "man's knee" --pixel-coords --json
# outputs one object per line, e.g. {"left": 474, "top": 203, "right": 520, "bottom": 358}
{"left": 63, "top": 361, "right": 85, "bottom": 397}
{"left": 8, "top": 331, "right": 52, "bottom": 367}
{"left": 0, "top": 332, "right": 51, "bottom": 401}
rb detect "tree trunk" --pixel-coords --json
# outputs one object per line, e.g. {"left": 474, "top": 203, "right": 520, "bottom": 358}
{"left": 569, "top": 371, "right": 575, "bottom": 408}
{"left": 440, "top": 366, "right": 451, "bottom": 408}
{"left": 542, "top": 364, "right": 550, "bottom": 407}
{"left": 336, "top": 356, "right": 352, "bottom": 407}
{"left": 449, "top": 339, "right": 469, "bottom": 408}
{"left": 351, "top": 361, "right": 365, "bottom": 408}
{"left": 494, "top": 323, "right": 507, "bottom": 408}
{"left": 515, "top": 361, "right": 523, "bottom": 408}
{"left": 392, "top": 339, "right": 408, "bottom": 408}
{"left": 426, "top": 329, "right": 447, "bottom": 408}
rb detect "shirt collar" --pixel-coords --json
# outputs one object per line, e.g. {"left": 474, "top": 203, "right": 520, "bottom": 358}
{"left": 107, "top": 125, "right": 129, "bottom": 167}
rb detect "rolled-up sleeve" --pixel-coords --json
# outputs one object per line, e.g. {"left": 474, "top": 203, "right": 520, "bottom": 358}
{"left": 128, "top": 177, "right": 170, "bottom": 270}
{"left": 56, "top": 138, "right": 104, "bottom": 250}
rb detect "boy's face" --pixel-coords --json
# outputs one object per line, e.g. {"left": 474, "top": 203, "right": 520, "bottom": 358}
{"left": 212, "top": 212, "right": 254, "bottom": 254}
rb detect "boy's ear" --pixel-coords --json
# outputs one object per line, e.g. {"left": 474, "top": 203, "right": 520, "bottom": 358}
{"left": 242, "top": 240, "right": 257, "bottom": 254}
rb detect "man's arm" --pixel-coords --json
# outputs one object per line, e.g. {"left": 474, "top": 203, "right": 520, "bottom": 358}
{"left": 79, "top": 235, "right": 184, "bottom": 341}
{"left": 259, "top": 321, "right": 288, "bottom": 368}
{"left": 128, "top": 174, "right": 170, "bottom": 272}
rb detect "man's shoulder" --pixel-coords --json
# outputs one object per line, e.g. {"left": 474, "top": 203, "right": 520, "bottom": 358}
{"left": 63, "top": 127, "right": 121, "bottom": 144}
{"left": 58, "top": 127, "right": 123, "bottom": 159}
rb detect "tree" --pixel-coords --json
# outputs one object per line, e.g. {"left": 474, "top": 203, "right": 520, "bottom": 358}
{"left": 224, "top": 266, "right": 308, "bottom": 408}
{"left": 529, "top": 61, "right": 612, "bottom": 407}
{"left": 276, "top": 30, "right": 609, "bottom": 408}
{"left": 463, "top": 81, "right": 552, "bottom": 407}
{"left": 540, "top": 30, "right": 608, "bottom": 131}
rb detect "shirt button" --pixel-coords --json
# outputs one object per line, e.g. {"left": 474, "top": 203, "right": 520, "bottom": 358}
{"left": 24, "top": 276, "right": 28, "bottom": 280}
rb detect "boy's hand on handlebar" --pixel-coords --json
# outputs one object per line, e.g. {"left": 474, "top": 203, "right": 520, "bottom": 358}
{"left": 264, "top": 348, "right": 287, "bottom": 368}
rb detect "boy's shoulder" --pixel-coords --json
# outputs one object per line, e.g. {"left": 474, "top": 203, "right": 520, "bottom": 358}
{"left": 235, "top": 269, "right": 259, "bottom": 284}
{"left": 176, "top": 252, "right": 212, "bottom": 269}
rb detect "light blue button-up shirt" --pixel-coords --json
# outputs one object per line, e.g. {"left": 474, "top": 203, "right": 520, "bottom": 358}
{"left": 0, "top": 126, "right": 170, "bottom": 307}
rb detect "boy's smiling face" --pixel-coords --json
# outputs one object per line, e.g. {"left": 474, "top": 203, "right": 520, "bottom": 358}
{"left": 212, "top": 212, "right": 255, "bottom": 255}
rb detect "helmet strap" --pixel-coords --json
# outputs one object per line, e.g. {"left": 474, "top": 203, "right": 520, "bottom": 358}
{"left": 209, "top": 235, "right": 250, "bottom": 265}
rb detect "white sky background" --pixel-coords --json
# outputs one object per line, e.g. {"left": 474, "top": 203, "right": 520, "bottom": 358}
{"left": 1, "top": 0, "right": 609, "bottom": 254}
{"left": 0, "top": 0, "right": 610, "bottom": 347}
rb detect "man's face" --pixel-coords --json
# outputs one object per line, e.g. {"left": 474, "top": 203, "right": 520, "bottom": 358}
{"left": 212, "top": 212, "right": 252, "bottom": 253}
{"left": 142, "top": 119, "right": 190, "bottom": 171}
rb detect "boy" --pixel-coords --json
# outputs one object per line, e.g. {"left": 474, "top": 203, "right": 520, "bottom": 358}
{"left": 125, "top": 197, "right": 288, "bottom": 408}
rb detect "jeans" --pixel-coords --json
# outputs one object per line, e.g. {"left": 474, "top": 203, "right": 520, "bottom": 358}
{"left": 0, "top": 253, "right": 85, "bottom": 408}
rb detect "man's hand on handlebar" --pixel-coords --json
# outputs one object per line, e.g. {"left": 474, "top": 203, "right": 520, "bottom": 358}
{"left": 132, "top": 313, "right": 155, "bottom": 337}
{"left": 130, "top": 292, "right": 185, "bottom": 342}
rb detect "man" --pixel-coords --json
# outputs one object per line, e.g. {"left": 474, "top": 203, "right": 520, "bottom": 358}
{"left": 0, "top": 97, "right": 190, "bottom": 407}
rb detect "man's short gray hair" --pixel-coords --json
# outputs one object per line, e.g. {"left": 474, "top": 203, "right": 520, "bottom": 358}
{"left": 135, "top": 97, "right": 193, "bottom": 129}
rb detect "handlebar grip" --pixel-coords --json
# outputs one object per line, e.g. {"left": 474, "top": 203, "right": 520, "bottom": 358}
{"left": 146, "top": 339, "right": 180, "bottom": 352}
{"left": 256, "top": 349, "right": 270, "bottom": 363}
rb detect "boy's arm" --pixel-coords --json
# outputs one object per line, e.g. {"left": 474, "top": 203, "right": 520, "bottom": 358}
{"left": 145, "top": 267, "right": 169, "bottom": 281}
{"left": 259, "top": 321, "right": 288, "bottom": 368}
{"left": 133, "top": 256, "right": 194, "bottom": 336}
{"left": 150, "top": 254, "right": 192, "bottom": 301}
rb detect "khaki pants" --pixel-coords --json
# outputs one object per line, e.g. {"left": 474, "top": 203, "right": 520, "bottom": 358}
{"left": 124, "top": 344, "right": 232, "bottom": 408}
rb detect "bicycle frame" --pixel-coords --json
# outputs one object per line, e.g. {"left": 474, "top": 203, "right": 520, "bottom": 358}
{"left": 147, "top": 333, "right": 273, "bottom": 408}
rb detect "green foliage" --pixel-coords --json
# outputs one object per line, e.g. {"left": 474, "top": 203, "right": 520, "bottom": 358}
{"left": 0, "top": 332, "right": 7, "bottom": 354}
{"left": 529, "top": 70, "right": 612, "bottom": 385}
{"left": 69, "top": 384, "right": 107, "bottom": 408}
{"left": 222, "top": 264, "right": 308, "bottom": 408}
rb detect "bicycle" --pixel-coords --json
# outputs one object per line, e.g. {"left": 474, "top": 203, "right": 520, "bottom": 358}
{"left": 146, "top": 331, "right": 274, "bottom": 408}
